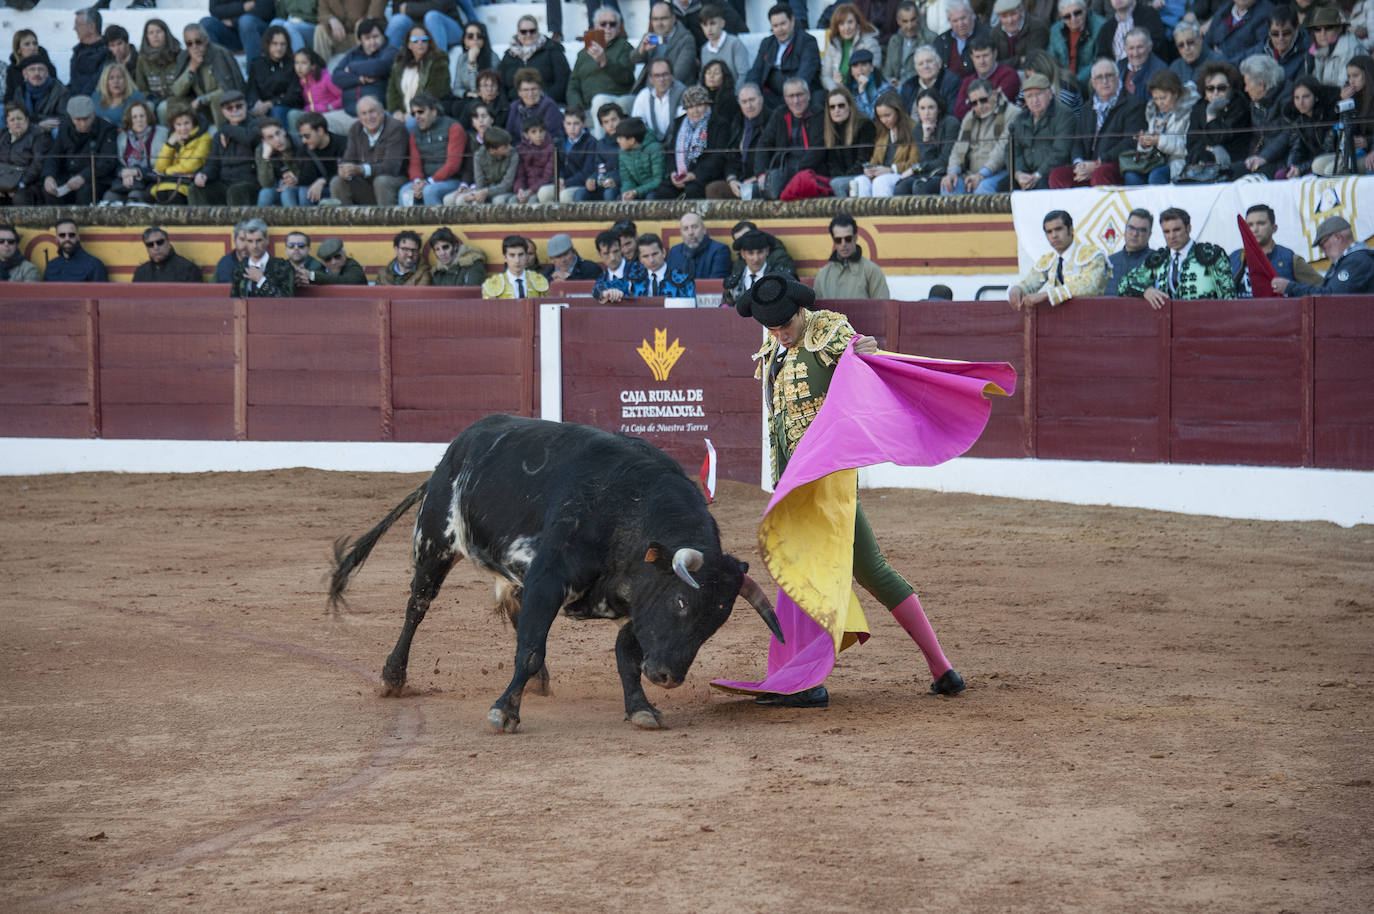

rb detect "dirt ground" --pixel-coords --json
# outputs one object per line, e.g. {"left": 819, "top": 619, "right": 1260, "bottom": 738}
{"left": 1, "top": 469, "right": 1371, "bottom": 913}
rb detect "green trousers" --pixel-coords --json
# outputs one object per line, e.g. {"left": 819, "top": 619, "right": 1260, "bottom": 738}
{"left": 853, "top": 503, "right": 915, "bottom": 610}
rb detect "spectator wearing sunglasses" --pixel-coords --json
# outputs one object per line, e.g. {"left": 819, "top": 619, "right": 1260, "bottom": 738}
{"left": 170, "top": 23, "right": 247, "bottom": 128}
{"left": 387, "top": 25, "right": 450, "bottom": 121}
{"left": 303, "top": 237, "right": 368, "bottom": 285}
{"left": 1242, "top": 6, "right": 1310, "bottom": 86}
{"left": 0, "top": 226, "right": 41, "bottom": 284}
{"left": 497, "top": 15, "right": 571, "bottom": 106}
{"left": 133, "top": 226, "right": 203, "bottom": 283}
{"left": 813, "top": 213, "right": 888, "bottom": 299}
{"left": 43, "top": 219, "right": 109, "bottom": 283}
{"left": 1048, "top": 0, "right": 1106, "bottom": 93}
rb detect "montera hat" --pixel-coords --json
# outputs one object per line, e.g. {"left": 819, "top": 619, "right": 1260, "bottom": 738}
{"left": 735, "top": 273, "right": 815, "bottom": 327}
{"left": 1313, "top": 215, "right": 1351, "bottom": 245}
{"left": 732, "top": 229, "right": 772, "bottom": 251}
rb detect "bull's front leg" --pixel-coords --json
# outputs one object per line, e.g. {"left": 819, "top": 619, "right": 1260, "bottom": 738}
{"left": 615, "top": 622, "right": 664, "bottom": 729}
{"left": 488, "top": 564, "right": 565, "bottom": 733}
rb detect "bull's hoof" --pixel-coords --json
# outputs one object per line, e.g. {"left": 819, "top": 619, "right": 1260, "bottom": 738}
{"left": 380, "top": 680, "right": 405, "bottom": 697}
{"left": 487, "top": 707, "right": 521, "bottom": 733}
{"left": 625, "top": 708, "right": 665, "bottom": 729}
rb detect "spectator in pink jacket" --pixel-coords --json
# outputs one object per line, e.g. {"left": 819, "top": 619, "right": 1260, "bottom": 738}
{"left": 293, "top": 47, "right": 345, "bottom": 133}
{"left": 510, "top": 114, "right": 555, "bottom": 203}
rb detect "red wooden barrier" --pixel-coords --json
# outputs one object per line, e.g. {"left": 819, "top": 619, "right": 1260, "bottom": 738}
{"left": 2, "top": 288, "right": 1371, "bottom": 471}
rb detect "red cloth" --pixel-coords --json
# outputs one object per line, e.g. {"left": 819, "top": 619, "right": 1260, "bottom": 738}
{"left": 1237, "top": 214, "right": 1278, "bottom": 298}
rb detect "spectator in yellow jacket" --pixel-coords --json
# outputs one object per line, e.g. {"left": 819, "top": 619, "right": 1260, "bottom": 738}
{"left": 150, "top": 107, "right": 211, "bottom": 203}
{"left": 482, "top": 233, "right": 549, "bottom": 298}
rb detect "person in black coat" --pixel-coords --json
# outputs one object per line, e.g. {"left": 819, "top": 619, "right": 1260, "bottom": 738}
{"left": 40, "top": 96, "right": 118, "bottom": 205}
{"left": 133, "top": 227, "right": 204, "bottom": 283}
{"left": 650, "top": 86, "right": 739, "bottom": 198}
{"left": 1093, "top": 0, "right": 1172, "bottom": 65}
{"left": 69, "top": 8, "right": 114, "bottom": 99}
{"left": 15, "top": 55, "right": 71, "bottom": 131}
{"left": 744, "top": 3, "right": 823, "bottom": 108}
{"left": 6, "top": 32, "right": 52, "bottom": 105}
{"left": 900, "top": 46, "right": 962, "bottom": 117}
{"left": 0, "top": 104, "right": 53, "bottom": 206}
{"left": 821, "top": 86, "right": 877, "bottom": 198}
{"left": 708, "top": 82, "right": 770, "bottom": 198}
{"left": 753, "top": 78, "right": 827, "bottom": 198}
{"left": 931, "top": 0, "right": 993, "bottom": 81}
{"left": 1204, "top": 0, "right": 1273, "bottom": 64}
{"left": 905, "top": 87, "right": 962, "bottom": 194}
{"left": 556, "top": 107, "right": 601, "bottom": 202}
{"left": 293, "top": 111, "right": 346, "bottom": 204}
{"left": 1048, "top": 58, "right": 1144, "bottom": 187}
{"left": 1249, "top": 75, "right": 1329, "bottom": 178}
{"left": 246, "top": 25, "right": 304, "bottom": 125}
{"left": 1241, "top": 6, "right": 1312, "bottom": 87}
{"left": 1186, "top": 61, "right": 1251, "bottom": 176}
{"left": 189, "top": 90, "right": 261, "bottom": 205}
{"left": 496, "top": 17, "right": 570, "bottom": 105}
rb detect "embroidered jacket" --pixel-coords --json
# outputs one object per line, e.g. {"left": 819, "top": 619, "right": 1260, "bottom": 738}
{"left": 1118, "top": 242, "right": 1235, "bottom": 300}
{"left": 1013, "top": 240, "right": 1109, "bottom": 306}
{"left": 753, "top": 308, "right": 856, "bottom": 483}
{"left": 481, "top": 270, "right": 549, "bottom": 299}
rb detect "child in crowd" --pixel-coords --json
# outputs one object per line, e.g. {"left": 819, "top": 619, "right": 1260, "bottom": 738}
{"left": 614, "top": 116, "right": 661, "bottom": 202}
{"left": 508, "top": 115, "right": 555, "bottom": 203}
{"left": 444, "top": 125, "right": 516, "bottom": 204}
{"left": 847, "top": 49, "right": 880, "bottom": 119}
{"left": 293, "top": 48, "right": 342, "bottom": 133}
{"left": 575, "top": 102, "right": 624, "bottom": 201}
{"left": 557, "top": 107, "right": 599, "bottom": 202}
{"left": 698, "top": 5, "right": 749, "bottom": 83}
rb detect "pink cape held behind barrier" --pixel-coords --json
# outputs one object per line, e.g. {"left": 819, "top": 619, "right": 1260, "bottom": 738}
{"left": 712, "top": 342, "right": 1017, "bottom": 697}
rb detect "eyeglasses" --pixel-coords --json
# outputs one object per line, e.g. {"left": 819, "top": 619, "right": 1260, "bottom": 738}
{"left": 1124, "top": 224, "right": 1149, "bottom": 234}
{"left": 832, "top": 234, "right": 855, "bottom": 244}
{"left": 651, "top": 70, "right": 673, "bottom": 79}
{"left": 224, "top": 102, "right": 245, "bottom": 110}
{"left": 518, "top": 27, "right": 538, "bottom": 34}
{"left": 144, "top": 238, "right": 168, "bottom": 247}
{"left": 185, "top": 37, "right": 206, "bottom": 46}
{"left": 57, "top": 232, "right": 78, "bottom": 239}
{"left": 1176, "top": 37, "right": 1199, "bottom": 46}
{"left": 409, "top": 35, "right": 430, "bottom": 42}
{"left": 595, "top": 20, "right": 617, "bottom": 27}
{"left": 968, "top": 95, "right": 991, "bottom": 104}
{"left": 1062, "top": 9, "right": 1084, "bottom": 18}
{"left": 1268, "top": 27, "right": 1294, "bottom": 37}
{"left": 397, "top": 246, "right": 420, "bottom": 254}
{"left": 465, "top": 30, "right": 482, "bottom": 38}
{"left": 1204, "top": 82, "right": 1229, "bottom": 93}
{"left": 1312, "top": 25, "right": 1338, "bottom": 32}
{"left": 828, "top": 101, "right": 848, "bottom": 109}
{"left": 0, "top": 237, "right": 17, "bottom": 245}
{"left": 286, "top": 241, "right": 307, "bottom": 248}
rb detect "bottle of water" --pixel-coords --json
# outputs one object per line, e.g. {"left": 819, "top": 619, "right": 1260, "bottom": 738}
{"left": 597, "top": 163, "right": 608, "bottom": 187}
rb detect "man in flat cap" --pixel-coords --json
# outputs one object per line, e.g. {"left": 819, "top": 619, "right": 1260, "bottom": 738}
{"left": 41, "top": 95, "right": 118, "bottom": 205}
{"left": 304, "top": 238, "right": 369, "bottom": 286}
{"left": 991, "top": 0, "right": 1048, "bottom": 70}
{"left": 543, "top": 233, "right": 601, "bottom": 282}
{"left": 733, "top": 275, "right": 966, "bottom": 708}
{"left": 1273, "top": 216, "right": 1374, "bottom": 296}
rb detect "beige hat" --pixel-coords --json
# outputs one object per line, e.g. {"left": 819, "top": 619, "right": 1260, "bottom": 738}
{"left": 1314, "top": 215, "right": 1351, "bottom": 245}
{"left": 1021, "top": 73, "right": 1051, "bottom": 91}
{"left": 993, "top": 0, "right": 1022, "bottom": 14}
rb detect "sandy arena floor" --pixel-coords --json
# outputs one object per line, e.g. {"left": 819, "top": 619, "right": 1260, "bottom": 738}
{"left": 1, "top": 469, "right": 1371, "bottom": 912}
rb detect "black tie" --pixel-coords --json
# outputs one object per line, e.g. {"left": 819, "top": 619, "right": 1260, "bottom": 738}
{"left": 1055, "top": 256, "right": 1064, "bottom": 284}
{"left": 516, "top": 277, "right": 524, "bottom": 298}
{"left": 653, "top": 274, "right": 661, "bottom": 296}
{"left": 1169, "top": 252, "right": 1180, "bottom": 293}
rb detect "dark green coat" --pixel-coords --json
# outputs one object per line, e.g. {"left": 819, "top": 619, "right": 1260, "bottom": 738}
{"left": 232, "top": 256, "right": 296, "bottom": 297}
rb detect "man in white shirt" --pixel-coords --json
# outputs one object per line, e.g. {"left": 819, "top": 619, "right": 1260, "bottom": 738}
{"left": 592, "top": 228, "right": 649, "bottom": 302}
{"left": 631, "top": 59, "right": 684, "bottom": 142}
{"left": 1008, "top": 210, "right": 1108, "bottom": 310}
{"left": 637, "top": 233, "right": 695, "bottom": 297}
{"left": 482, "top": 234, "right": 549, "bottom": 299}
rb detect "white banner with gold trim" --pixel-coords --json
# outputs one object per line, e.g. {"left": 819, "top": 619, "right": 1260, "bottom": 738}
{"left": 1011, "top": 175, "right": 1374, "bottom": 273}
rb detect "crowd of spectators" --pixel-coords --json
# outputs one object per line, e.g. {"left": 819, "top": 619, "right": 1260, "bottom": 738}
{"left": 6, "top": 0, "right": 1374, "bottom": 207}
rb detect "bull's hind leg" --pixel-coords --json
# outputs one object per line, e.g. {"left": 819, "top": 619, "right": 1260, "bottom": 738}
{"left": 487, "top": 561, "right": 568, "bottom": 733}
{"left": 494, "top": 580, "right": 551, "bottom": 696}
{"left": 381, "top": 544, "right": 457, "bottom": 695}
{"left": 615, "top": 622, "right": 664, "bottom": 729}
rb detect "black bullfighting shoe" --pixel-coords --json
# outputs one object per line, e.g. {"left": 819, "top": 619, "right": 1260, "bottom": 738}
{"left": 930, "top": 669, "right": 966, "bottom": 695}
{"left": 754, "top": 685, "right": 829, "bottom": 708}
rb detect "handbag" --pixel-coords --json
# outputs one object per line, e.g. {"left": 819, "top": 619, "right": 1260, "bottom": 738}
{"left": 1176, "top": 161, "right": 1226, "bottom": 184}
{"left": 0, "top": 163, "right": 24, "bottom": 191}
{"left": 779, "top": 168, "right": 832, "bottom": 201}
{"left": 1118, "top": 148, "right": 1166, "bottom": 175}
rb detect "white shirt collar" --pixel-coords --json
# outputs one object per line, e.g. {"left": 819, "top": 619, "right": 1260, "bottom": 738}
{"left": 249, "top": 252, "right": 270, "bottom": 269}
{"left": 1172, "top": 239, "right": 1194, "bottom": 263}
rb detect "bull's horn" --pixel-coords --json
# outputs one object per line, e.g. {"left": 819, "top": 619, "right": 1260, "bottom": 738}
{"left": 738, "top": 574, "right": 785, "bottom": 645}
{"left": 671, "top": 548, "right": 704, "bottom": 589}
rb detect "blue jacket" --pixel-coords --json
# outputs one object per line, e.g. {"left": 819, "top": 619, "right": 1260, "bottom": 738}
{"left": 332, "top": 42, "right": 398, "bottom": 116}
{"left": 1229, "top": 242, "right": 1298, "bottom": 297}
{"left": 593, "top": 260, "right": 648, "bottom": 301}
{"left": 43, "top": 245, "right": 108, "bottom": 282}
{"left": 666, "top": 237, "right": 731, "bottom": 280}
{"left": 558, "top": 129, "right": 600, "bottom": 188}
{"left": 1284, "top": 244, "right": 1374, "bottom": 297}
{"left": 640, "top": 267, "right": 695, "bottom": 297}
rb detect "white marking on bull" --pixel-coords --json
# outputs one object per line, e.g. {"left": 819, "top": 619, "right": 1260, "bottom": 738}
{"left": 504, "top": 536, "right": 537, "bottom": 569}
{"left": 442, "top": 477, "right": 471, "bottom": 557}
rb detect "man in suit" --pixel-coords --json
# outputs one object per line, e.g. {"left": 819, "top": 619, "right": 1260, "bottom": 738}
{"left": 1119, "top": 207, "right": 1234, "bottom": 306}
{"left": 1107, "top": 208, "right": 1153, "bottom": 295}
{"left": 1205, "top": 0, "right": 1272, "bottom": 65}
{"left": 483, "top": 234, "right": 549, "bottom": 299}
{"left": 744, "top": 3, "right": 822, "bottom": 108}
{"left": 1048, "top": 58, "right": 1144, "bottom": 188}
{"left": 723, "top": 228, "right": 797, "bottom": 305}
{"left": 230, "top": 219, "right": 295, "bottom": 297}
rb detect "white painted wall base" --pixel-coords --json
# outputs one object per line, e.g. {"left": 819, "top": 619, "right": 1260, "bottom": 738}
{"left": 3, "top": 438, "right": 1369, "bottom": 528}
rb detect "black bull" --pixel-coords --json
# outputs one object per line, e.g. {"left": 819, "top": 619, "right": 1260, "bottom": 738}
{"left": 329, "top": 415, "right": 783, "bottom": 732}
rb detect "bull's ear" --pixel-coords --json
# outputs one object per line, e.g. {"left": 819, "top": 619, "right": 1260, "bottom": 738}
{"left": 644, "top": 543, "right": 663, "bottom": 564}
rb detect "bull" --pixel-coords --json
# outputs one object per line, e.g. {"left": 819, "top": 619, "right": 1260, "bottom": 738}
{"left": 329, "top": 414, "right": 783, "bottom": 732}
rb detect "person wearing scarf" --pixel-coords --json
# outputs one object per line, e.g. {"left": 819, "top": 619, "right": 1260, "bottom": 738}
{"left": 651, "top": 85, "right": 728, "bottom": 198}
{"left": 104, "top": 100, "right": 167, "bottom": 203}
{"left": 497, "top": 15, "right": 570, "bottom": 105}
{"left": 0, "top": 227, "right": 41, "bottom": 283}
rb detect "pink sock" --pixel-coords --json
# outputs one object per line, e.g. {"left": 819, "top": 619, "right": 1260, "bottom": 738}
{"left": 890, "top": 594, "right": 951, "bottom": 680}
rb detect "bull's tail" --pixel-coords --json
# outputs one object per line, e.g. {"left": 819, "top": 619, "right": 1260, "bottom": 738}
{"left": 328, "top": 483, "right": 427, "bottom": 613}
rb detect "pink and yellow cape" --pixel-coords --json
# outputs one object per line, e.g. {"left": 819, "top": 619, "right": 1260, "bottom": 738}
{"left": 712, "top": 343, "right": 1016, "bottom": 697}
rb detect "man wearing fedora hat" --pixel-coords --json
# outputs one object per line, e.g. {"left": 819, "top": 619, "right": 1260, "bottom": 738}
{"left": 1273, "top": 215, "right": 1374, "bottom": 296}
{"left": 734, "top": 275, "right": 967, "bottom": 708}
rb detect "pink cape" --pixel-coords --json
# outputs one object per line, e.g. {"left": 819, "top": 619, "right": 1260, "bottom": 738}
{"left": 712, "top": 344, "right": 1016, "bottom": 696}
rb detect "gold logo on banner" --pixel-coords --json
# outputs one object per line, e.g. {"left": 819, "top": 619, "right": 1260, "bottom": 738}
{"left": 637, "top": 328, "right": 685, "bottom": 381}
{"left": 1300, "top": 177, "right": 1360, "bottom": 261}
{"left": 1077, "top": 190, "right": 1133, "bottom": 254}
